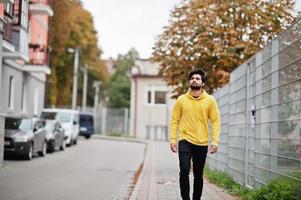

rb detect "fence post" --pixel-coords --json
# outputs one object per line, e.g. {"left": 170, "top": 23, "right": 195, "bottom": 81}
{"left": 101, "top": 107, "right": 107, "bottom": 135}
{"left": 124, "top": 108, "right": 128, "bottom": 136}
{"left": 270, "top": 39, "right": 279, "bottom": 172}
{"left": 245, "top": 62, "right": 251, "bottom": 187}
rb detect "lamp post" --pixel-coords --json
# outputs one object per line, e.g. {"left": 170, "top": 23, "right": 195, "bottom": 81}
{"left": 93, "top": 81, "right": 101, "bottom": 108}
{"left": 68, "top": 47, "right": 80, "bottom": 110}
{"left": 81, "top": 64, "right": 88, "bottom": 111}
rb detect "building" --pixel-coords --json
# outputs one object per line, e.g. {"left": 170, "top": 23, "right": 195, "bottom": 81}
{"left": 129, "top": 59, "right": 174, "bottom": 140}
{"left": 0, "top": 0, "right": 53, "bottom": 165}
{"left": 0, "top": 0, "right": 53, "bottom": 117}
{"left": 103, "top": 57, "right": 116, "bottom": 75}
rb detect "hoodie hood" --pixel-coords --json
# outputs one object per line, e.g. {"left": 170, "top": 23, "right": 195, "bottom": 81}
{"left": 185, "top": 89, "right": 208, "bottom": 100}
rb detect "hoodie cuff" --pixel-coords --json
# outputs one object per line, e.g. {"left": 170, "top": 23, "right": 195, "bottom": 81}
{"left": 170, "top": 138, "right": 176, "bottom": 144}
{"left": 211, "top": 141, "right": 218, "bottom": 147}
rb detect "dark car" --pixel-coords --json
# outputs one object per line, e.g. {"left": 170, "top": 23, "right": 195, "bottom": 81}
{"left": 79, "top": 112, "right": 94, "bottom": 139}
{"left": 44, "top": 120, "right": 66, "bottom": 153}
{"left": 4, "top": 117, "right": 47, "bottom": 160}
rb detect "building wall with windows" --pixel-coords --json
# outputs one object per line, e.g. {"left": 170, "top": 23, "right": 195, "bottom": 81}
{"left": 130, "top": 59, "right": 174, "bottom": 140}
{"left": 0, "top": 0, "right": 52, "bottom": 118}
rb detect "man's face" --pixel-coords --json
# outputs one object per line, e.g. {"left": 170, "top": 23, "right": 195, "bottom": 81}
{"left": 189, "top": 74, "right": 203, "bottom": 90}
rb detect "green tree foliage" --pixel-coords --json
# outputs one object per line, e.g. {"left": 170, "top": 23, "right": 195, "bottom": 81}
{"left": 48, "top": 0, "right": 107, "bottom": 107}
{"left": 152, "top": 0, "right": 297, "bottom": 97}
{"left": 104, "top": 49, "right": 139, "bottom": 108}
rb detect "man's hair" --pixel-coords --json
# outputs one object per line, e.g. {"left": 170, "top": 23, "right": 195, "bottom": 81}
{"left": 188, "top": 68, "right": 207, "bottom": 83}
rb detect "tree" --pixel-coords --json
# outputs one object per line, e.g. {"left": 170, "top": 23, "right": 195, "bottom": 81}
{"left": 152, "top": 0, "right": 297, "bottom": 97}
{"left": 103, "top": 49, "right": 139, "bottom": 108}
{"left": 48, "top": 0, "right": 107, "bottom": 107}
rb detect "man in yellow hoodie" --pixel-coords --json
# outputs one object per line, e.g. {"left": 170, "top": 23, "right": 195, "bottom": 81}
{"left": 170, "top": 68, "right": 220, "bottom": 200}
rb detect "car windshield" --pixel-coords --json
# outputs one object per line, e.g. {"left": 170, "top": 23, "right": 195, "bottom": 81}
{"left": 80, "top": 115, "right": 93, "bottom": 123}
{"left": 44, "top": 121, "right": 54, "bottom": 131}
{"left": 41, "top": 112, "right": 71, "bottom": 123}
{"left": 5, "top": 118, "right": 33, "bottom": 131}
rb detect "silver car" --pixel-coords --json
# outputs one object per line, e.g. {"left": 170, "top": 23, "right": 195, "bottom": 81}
{"left": 4, "top": 117, "right": 47, "bottom": 160}
{"left": 44, "top": 120, "right": 66, "bottom": 153}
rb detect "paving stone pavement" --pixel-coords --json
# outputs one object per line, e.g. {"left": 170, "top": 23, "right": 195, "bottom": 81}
{"left": 132, "top": 141, "right": 237, "bottom": 200}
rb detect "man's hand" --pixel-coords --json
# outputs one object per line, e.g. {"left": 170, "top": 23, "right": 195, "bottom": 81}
{"left": 170, "top": 143, "right": 178, "bottom": 153}
{"left": 209, "top": 144, "right": 218, "bottom": 154}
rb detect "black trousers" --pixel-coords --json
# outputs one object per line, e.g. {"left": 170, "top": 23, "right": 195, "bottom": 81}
{"left": 178, "top": 140, "right": 208, "bottom": 200}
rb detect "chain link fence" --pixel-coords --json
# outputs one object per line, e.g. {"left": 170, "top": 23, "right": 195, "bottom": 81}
{"left": 207, "top": 19, "right": 301, "bottom": 188}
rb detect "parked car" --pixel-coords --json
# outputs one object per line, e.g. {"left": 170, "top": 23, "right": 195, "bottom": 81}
{"left": 4, "top": 117, "right": 47, "bottom": 160}
{"left": 44, "top": 120, "right": 66, "bottom": 153}
{"left": 40, "top": 108, "right": 79, "bottom": 146}
{"left": 79, "top": 112, "right": 95, "bottom": 139}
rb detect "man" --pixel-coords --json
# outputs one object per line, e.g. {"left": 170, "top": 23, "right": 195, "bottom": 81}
{"left": 169, "top": 68, "right": 220, "bottom": 200}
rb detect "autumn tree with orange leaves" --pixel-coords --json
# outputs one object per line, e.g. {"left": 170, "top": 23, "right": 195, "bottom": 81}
{"left": 48, "top": 0, "right": 107, "bottom": 107}
{"left": 152, "top": 0, "right": 297, "bottom": 97}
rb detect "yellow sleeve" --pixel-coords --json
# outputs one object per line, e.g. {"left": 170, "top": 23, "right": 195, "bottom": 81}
{"left": 209, "top": 97, "right": 220, "bottom": 147}
{"left": 169, "top": 99, "right": 181, "bottom": 144}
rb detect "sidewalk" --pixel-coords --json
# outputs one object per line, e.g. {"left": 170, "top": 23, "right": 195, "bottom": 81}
{"left": 131, "top": 141, "right": 237, "bottom": 200}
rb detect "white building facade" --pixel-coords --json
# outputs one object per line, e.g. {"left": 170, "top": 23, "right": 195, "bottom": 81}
{"left": 129, "top": 59, "right": 174, "bottom": 141}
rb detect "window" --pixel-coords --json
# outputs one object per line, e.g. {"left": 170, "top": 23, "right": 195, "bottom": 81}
{"left": 4, "top": 3, "right": 14, "bottom": 17}
{"left": 21, "top": 81, "right": 27, "bottom": 111}
{"left": 14, "top": 0, "right": 29, "bottom": 29}
{"left": 8, "top": 76, "right": 15, "bottom": 109}
{"left": 146, "top": 86, "right": 167, "bottom": 105}
{"left": 154, "top": 91, "right": 166, "bottom": 104}
{"left": 147, "top": 91, "right": 151, "bottom": 104}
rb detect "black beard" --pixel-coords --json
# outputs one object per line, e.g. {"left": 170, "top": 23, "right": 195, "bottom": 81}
{"left": 190, "top": 85, "right": 201, "bottom": 90}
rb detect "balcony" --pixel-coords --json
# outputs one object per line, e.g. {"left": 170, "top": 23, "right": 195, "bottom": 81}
{"left": 2, "top": 26, "right": 29, "bottom": 61}
{"left": 29, "top": 0, "right": 53, "bottom": 16}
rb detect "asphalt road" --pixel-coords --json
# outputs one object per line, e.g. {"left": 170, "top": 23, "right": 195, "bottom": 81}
{"left": 0, "top": 137, "right": 146, "bottom": 200}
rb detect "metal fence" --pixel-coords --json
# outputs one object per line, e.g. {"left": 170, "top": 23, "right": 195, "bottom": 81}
{"left": 207, "top": 19, "right": 301, "bottom": 188}
{"left": 91, "top": 107, "right": 129, "bottom": 137}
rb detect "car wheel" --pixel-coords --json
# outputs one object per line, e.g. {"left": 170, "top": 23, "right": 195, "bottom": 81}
{"left": 60, "top": 140, "right": 65, "bottom": 151}
{"left": 85, "top": 135, "right": 91, "bottom": 139}
{"left": 39, "top": 142, "right": 47, "bottom": 157}
{"left": 73, "top": 139, "right": 77, "bottom": 145}
{"left": 26, "top": 143, "right": 33, "bottom": 160}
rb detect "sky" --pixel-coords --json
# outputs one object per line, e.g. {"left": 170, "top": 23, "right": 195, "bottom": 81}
{"left": 81, "top": 0, "right": 181, "bottom": 59}
{"left": 82, "top": 0, "right": 301, "bottom": 59}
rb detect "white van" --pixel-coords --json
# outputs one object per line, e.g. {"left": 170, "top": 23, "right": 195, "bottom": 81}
{"left": 40, "top": 108, "right": 79, "bottom": 146}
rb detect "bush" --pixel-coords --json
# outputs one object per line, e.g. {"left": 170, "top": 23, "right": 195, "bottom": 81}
{"left": 252, "top": 179, "right": 295, "bottom": 200}
{"left": 204, "top": 167, "right": 301, "bottom": 200}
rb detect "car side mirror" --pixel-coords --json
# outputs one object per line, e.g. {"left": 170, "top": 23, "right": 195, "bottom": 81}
{"left": 73, "top": 121, "right": 77, "bottom": 125}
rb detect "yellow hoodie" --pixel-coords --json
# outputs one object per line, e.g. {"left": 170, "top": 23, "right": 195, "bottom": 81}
{"left": 169, "top": 90, "right": 220, "bottom": 146}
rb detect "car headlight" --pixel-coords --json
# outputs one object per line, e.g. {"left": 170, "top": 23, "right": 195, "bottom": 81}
{"left": 14, "top": 135, "right": 30, "bottom": 142}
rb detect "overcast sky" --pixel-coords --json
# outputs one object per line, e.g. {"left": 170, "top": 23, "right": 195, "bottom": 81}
{"left": 82, "top": 0, "right": 301, "bottom": 59}
{"left": 81, "top": 0, "right": 181, "bottom": 59}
